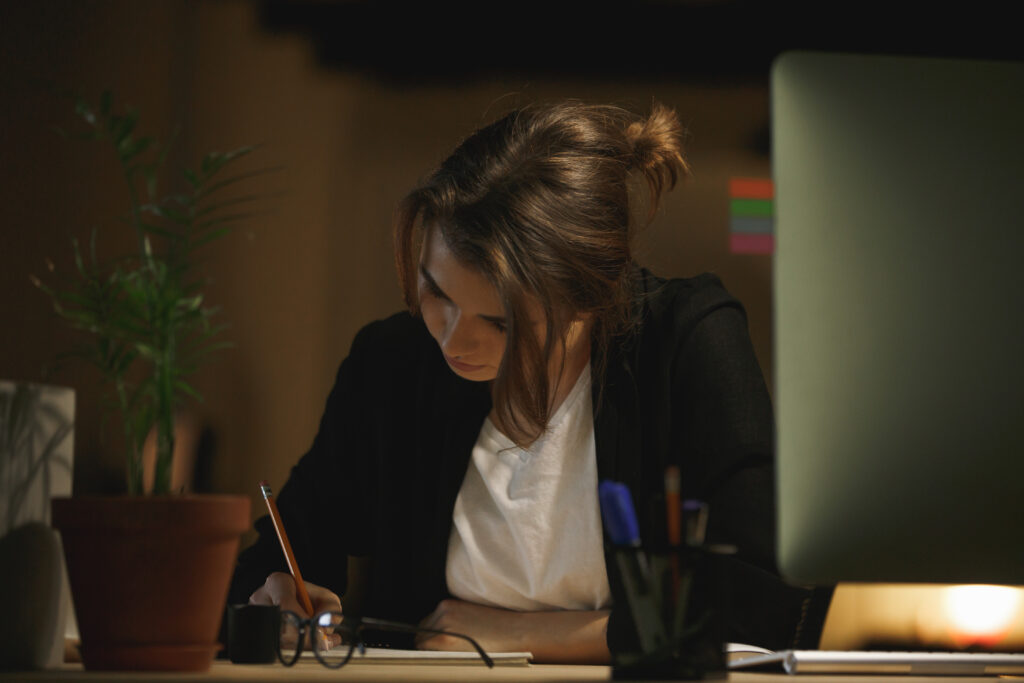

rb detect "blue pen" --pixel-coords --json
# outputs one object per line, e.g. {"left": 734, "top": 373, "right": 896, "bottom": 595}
{"left": 599, "top": 481, "right": 668, "bottom": 654}
{"left": 599, "top": 481, "right": 651, "bottom": 575}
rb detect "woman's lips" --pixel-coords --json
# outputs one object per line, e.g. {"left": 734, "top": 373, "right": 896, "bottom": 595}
{"left": 445, "top": 355, "right": 485, "bottom": 373}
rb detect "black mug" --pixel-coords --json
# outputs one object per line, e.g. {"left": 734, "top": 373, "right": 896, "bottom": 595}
{"left": 226, "top": 604, "right": 281, "bottom": 664}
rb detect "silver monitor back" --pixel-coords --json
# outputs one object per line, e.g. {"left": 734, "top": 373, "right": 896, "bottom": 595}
{"left": 772, "top": 51, "right": 1024, "bottom": 586}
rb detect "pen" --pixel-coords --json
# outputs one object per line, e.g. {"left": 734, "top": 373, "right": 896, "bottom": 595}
{"left": 672, "top": 499, "right": 715, "bottom": 640}
{"left": 259, "top": 480, "right": 316, "bottom": 617}
{"left": 599, "top": 480, "right": 668, "bottom": 654}
{"left": 683, "top": 499, "right": 709, "bottom": 546}
{"left": 664, "top": 466, "right": 682, "bottom": 600}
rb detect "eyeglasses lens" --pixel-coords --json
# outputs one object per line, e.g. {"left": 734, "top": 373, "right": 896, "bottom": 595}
{"left": 311, "top": 611, "right": 348, "bottom": 668}
{"left": 278, "top": 610, "right": 303, "bottom": 665}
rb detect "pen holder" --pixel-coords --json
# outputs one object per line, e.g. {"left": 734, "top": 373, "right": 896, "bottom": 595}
{"left": 609, "top": 543, "right": 727, "bottom": 680}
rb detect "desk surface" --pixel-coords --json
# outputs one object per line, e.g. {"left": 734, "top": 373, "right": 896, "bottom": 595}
{"left": 0, "top": 661, "right": 1008, "bottom": 683}
{"left": 5, "top": 661, "right": 598, "bottom": 682}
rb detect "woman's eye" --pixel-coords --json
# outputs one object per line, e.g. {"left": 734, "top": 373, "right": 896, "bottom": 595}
{"left": 420, "top": 277, "right": 442, "bottom": 299}
{"left": 489, "top": 319, "right": 508, "bottom": 334}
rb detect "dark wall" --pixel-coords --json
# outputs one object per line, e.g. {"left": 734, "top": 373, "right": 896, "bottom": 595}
{"left": 3, "top": 1, "right": 801, "bottom": 530}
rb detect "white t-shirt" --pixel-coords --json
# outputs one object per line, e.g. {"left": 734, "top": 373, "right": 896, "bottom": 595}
{"left": 445, "top": 364, "right": 612, "bottom": 611}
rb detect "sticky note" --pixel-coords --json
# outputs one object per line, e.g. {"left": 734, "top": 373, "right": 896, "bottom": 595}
{"left": 729, "top": 178, "right": 774, "bottom": 254}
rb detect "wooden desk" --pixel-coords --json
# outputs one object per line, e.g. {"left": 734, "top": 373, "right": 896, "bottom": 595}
{"left": 0, "top": 662, "right": 1007, "bottom": 683}
{"left": 3, "top": 660, "right": 601, "bottom": 682}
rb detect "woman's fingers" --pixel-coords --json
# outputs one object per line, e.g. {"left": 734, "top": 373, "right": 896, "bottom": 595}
{"left": 251, "top": 573, "right": 344, "bottom": 652}
{"left": 249, "top": 572, "right": 296, "bottom": 609}
{"left": 306, "top": 581, "right": 343, "bottom": 615}
{"left": 249, "top": 572, "right": 329, "bottom": 617}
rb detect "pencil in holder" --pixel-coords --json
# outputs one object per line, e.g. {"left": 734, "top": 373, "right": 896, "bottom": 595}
{"left": 610, "top": 542, "right": 728, "bottom": 681}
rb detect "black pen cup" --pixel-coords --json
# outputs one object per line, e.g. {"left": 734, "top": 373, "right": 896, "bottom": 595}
{"left": 226, "top": 604, "right": 281, "bottom": 664}
{"left": 609, "top": 543, "right": 726, "bottom": 680}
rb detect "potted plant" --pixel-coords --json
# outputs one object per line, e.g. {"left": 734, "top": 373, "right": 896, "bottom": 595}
{"left": 37, "top": 92, "right": 257, "bottom": 671}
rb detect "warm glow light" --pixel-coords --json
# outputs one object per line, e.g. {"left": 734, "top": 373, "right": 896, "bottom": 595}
{"left": 942, "top": 585, "right": 1024, "bottom": 646}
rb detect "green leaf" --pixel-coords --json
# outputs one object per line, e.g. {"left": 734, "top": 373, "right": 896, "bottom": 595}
{"left": 168, "top": 192, "right": 195, "bottom": 207}
{"left": 188, "top": 227, "right": 230, "bottom": 251}
{"left": 181, "top": 295, "right": 203, "bottom": 312}
{"left": 51, "top": 289, "right": 95, "bottom": 309}
{"left": 174, "top": 379, "right": 204, "bottom": 403}
{"left": 112, "top": 108, "right": 138, "bottom": 144}
{"left": 147, "top": 203, "right": 191, "bottom": 226}
{"left": 119, "top": 136, "right": 153, "bottom": 162}
{"left": 132, "top": 342, "right": 159, "bottom": 360}
{"left": 74, "top": 99, "right": 96, "bottom": 126}
{"left": 183, "top": 339, "right": 233, "bottom": 362}
{"left": 194, "top": 165, "right": 280, "bottom": 200}
{"left": 137, "top": 221, "right": 181, "bottom": 241}
{"left": 219, "top": 145, "right": 256, "bottom": 163}
{"left": 195, "top": 213, "right": 250, "bottom": 233}
{"left": 156, "top": 126, "right": 180, "bottom": 170}
{"left": 194, "top": 193, "right": 263, "bottom": 220}
{"left": 197, "top": 145, "right": 257, "bottom": 182}
{"left": 200, "top": 151, "right": 217, "bottom": 174}
{"left": 71, "top": 238, "right": 87, "bottom": 277}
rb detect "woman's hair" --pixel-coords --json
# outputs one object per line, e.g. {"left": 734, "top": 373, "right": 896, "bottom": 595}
{"left": 394, "top": 100, "right": 688, "bottom": 445}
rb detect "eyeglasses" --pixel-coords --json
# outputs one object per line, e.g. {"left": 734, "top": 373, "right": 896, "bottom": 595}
{"left": 278, "top": 611, "right": 495, "bottom": 669}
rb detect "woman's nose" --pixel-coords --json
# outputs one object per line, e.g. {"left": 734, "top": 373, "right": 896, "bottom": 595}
{"left": 441, "top": 312, "right": 477, "bottom": 357}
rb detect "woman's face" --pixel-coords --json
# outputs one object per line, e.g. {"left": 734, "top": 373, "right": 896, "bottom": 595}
{"left": 418, "top": 229, "right": 507, "bottom": 382}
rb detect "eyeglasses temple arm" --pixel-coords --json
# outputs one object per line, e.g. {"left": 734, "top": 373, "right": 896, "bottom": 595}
{"left": 353, "top": 617, "right": 495, "bottom": 668}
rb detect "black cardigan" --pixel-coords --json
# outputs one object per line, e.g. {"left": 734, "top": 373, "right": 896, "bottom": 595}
{"left": 227, "top": 270, "right": 829, "bottom": 653}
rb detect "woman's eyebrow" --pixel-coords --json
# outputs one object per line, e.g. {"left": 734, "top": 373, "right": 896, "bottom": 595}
{"left": 419, "top": 264, "right": 451, "bottom": 301}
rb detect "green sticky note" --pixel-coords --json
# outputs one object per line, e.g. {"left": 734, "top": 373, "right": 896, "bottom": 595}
{"left": 730, "top": 198, "right": 773, "bottom": 217}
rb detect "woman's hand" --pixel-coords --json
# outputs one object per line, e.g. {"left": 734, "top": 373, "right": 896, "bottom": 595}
{"left": 250, "top": 573, "right": 343, "bottom": 650}
{"left": 249, "top": 571, "right": 342, "bottom": 617}
{"left": 416, "top": 598, "right": 610, "bottom": 664}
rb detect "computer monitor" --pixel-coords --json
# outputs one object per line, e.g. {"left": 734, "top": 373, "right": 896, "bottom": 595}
{"left": 772, "top": 51, "right": 1024, "bottom": 587}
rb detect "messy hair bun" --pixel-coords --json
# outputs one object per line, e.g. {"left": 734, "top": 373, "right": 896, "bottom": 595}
{"left": 625, "top": 102, "right": 690, "bottom": 219}
{"left": 395, "top": 100, "right": 689, "bottom": 445}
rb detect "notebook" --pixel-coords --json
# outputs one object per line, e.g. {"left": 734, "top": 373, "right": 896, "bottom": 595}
{"left": 728, "top": 648, "right": 1024, "bottom": 675}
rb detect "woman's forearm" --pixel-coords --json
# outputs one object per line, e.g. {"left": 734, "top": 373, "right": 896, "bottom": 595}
{"left": 418, "top": 598, "right": 611, "bottom": 664}
{"left": 513, "top": 609, "right": 611, "bottom": 664}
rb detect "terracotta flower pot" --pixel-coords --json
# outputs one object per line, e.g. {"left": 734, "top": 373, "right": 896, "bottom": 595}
{"left": 51, "top": 495, "right": 250, "bottom": 671}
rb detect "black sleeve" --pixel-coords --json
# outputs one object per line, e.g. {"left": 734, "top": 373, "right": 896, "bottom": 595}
{"left": 673, "top": 303, "right": 829, "bottom": 651}
{"left": 673, "top": 303, "right": 775, "bottom": 567}
{"left": 226, "top": 326, "right": 378, "bottom": 607}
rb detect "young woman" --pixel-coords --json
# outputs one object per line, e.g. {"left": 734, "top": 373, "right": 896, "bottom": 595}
{"left": 230, "top": 101, "right": 824, "bottom": 663}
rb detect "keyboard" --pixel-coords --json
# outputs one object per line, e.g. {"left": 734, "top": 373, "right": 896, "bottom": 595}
{"left": 728, "top": 649, "right": 1024, "bottom": 675}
